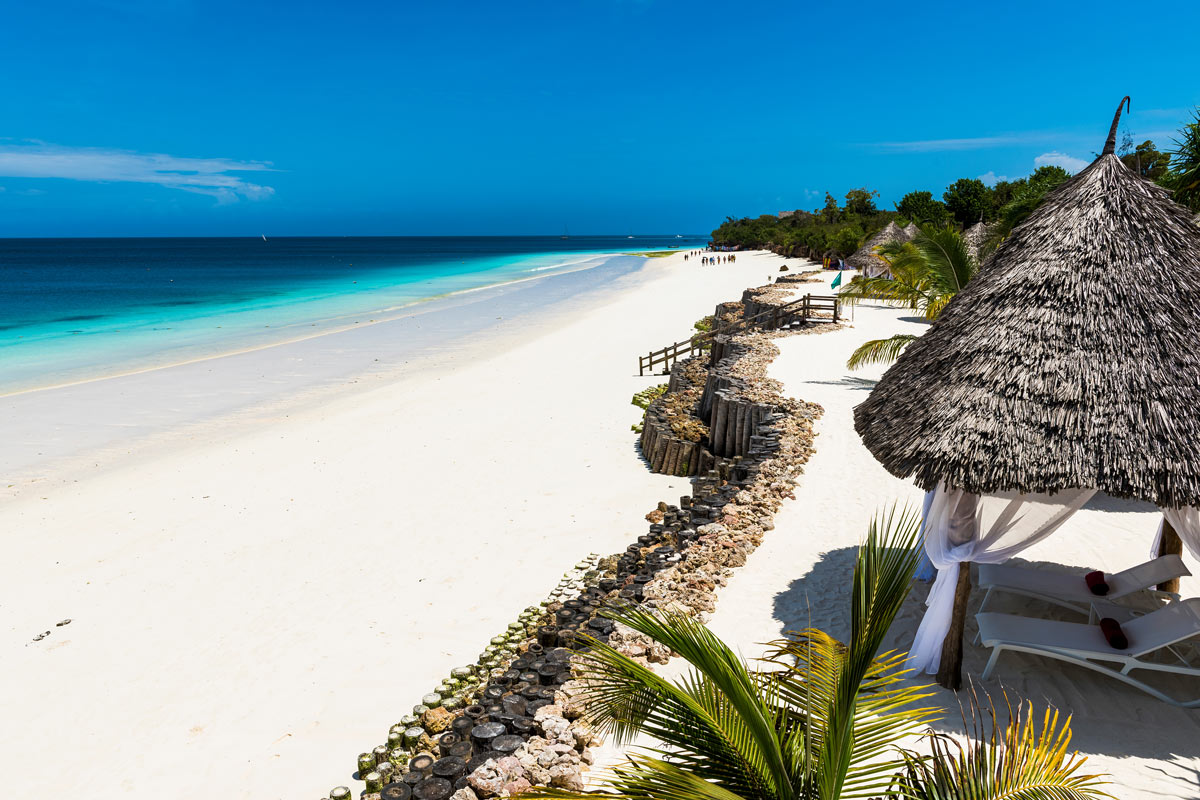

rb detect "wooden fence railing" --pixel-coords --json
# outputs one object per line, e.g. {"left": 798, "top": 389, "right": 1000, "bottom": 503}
{"left": 637, "top": 293, "right": 840, "bottom": 376}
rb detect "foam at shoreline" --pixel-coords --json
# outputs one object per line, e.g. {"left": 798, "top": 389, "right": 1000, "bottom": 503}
{"left": 1, "top": 244, "right": 686, "bottom": 396}
{"left": 0, "top": 252, "right": 651, "bottom": 484}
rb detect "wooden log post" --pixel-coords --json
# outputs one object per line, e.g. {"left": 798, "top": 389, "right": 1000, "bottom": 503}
{"left": 652, "top": 431, "right": 668, "bottom": 472}
{"left": 935, "top": 562, "right": 972, "bottom": 690}
{"left": 712, "top": 394, "right": 728, "bottom": 455}
{"left": 663, "top": 439, "right": 678, "bottom": 476}
{"left": 724, "top": 400, "right": 744, "bottom": 455}
{"left": 1157, "top": 519, "right": 1184, "bottom": 593}
{"left": 742, "top": 405, "right": 757, "bottom": 456}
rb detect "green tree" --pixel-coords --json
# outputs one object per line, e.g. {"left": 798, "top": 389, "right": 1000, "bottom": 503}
{"left": 830, "top": 224, "right": 865, "bottom": 256}
{"left": 819, "top": 192, "right": 840, "bottom": 224}
{"left": 1165, "top": 107, "right": 1200, "bottom": 212}
{"left": 987, "top": 166, "right": 1072, "bottom": 247}
{"left": 843, "top": 188, "right": 880, "bottom": 215}
{"left": 527, "top": 508, "right": 1108, "bottom": 800}
{"left": 1120, "top": 140, "right": 1172, "bottom": 181}
{"left": 942, "top": 178, "right": 992, "bottom": 226}
{"left": 895, "top": 191, "right": 948, "bottom": 224}
{"left": 988, "top": 179, "right": 1025, "bottom": 210}
{"left": 1028, "top": 165, "right": 1071, "bottom": 185}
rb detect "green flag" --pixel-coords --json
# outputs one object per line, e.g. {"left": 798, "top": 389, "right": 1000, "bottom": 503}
{"left": 831, "top": 271, "right": 842, "bottom": 289}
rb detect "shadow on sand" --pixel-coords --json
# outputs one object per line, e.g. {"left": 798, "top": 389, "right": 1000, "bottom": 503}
{"left": 768, "top": 546, "right": 1200, "bottom": 794}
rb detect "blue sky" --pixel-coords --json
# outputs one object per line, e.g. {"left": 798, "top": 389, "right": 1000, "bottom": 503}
{"left": 1, "top": 0, "right": 1198, "bottom": 237}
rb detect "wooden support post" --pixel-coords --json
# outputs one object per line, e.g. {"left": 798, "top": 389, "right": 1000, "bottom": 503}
{"left": 712, "top": 395, "right": 728, "bottom": 455}
{"left": 936, "top": 562, "right": 972, "bottom": 690}
{"left": 1157, "top": 519, "right": 1184, "bottom": 593}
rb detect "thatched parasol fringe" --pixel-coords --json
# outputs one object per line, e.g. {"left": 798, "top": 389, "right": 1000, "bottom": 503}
{"left": 1102, "top": 95, "right": 1131, "bottom": 156}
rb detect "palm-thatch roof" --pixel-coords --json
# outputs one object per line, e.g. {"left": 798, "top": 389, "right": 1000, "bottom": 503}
{"left": 855, "top": 97, "right": 1200, "bottom": 508}
{"left": 902, "top": 222, "right": 920, "bottom": 239}
{"left": 962, "top": 221, "right": 992, "bottom": 264}
{"left": 846, "top": 221, "right": 912, "bottom": 275}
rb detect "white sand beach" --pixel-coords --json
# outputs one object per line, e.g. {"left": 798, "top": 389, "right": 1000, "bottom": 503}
{"left": 0, "top": 251, "right": 784, "bottom": 799}
{"left": 7, "top": 249, "right": 1198, "bottom": 800}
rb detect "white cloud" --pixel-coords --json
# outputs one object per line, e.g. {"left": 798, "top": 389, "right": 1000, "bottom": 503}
{"left": 0, "top": 142, "right": 275, "bottom": 203}
{"left": 1034, "top": 151, "right": 1089, "bottom": 174}
{"left": 978, "top": 171, "right": 1011, "bottom": 186}
{"left": 872, "top": 133, "right": 1054, "bottom": 152}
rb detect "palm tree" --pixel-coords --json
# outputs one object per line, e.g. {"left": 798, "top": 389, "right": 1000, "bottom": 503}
{"left": 895, "top": 689, "right": 1108, "bottom": 800}
{"left": 1165, "top": 106, "right": 1200, "bottom": 213}
{"left": 525, "top": 507, "right": 1107, "bottom": 800}
{"left": 836, "top": 225, "right": 977, "bottom": 369}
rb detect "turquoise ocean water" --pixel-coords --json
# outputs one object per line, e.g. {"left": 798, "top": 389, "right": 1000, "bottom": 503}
{"left": 0, "top": 235, "right": 707, "bottom": 394}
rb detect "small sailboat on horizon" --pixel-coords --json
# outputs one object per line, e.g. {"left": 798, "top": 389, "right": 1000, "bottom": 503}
{"left": 560, "top": 225, "right": 569, "bottom": 240}
{"left": 261, "top": 234, "right": 268, "bottom": 241}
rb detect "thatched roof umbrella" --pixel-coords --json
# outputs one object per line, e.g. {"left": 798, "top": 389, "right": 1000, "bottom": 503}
{"left": 961, "top": 221, "right": 991, "bottom": 264}
{"left": 846, "top": 221, "right": 911, "bottom": 275}
{"left": 902, "top": 222, "right": 920, "bottom": 239}
{"left": 854, "top": 96, "right": 1200, "bottom": 687}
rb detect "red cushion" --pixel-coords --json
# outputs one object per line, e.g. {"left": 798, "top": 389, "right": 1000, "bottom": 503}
{"left": 1085, "top": 570, "right": 1110, "bottom": 596}
{"left": 1100, "top": 617, "right": 1128, "bottom": 650}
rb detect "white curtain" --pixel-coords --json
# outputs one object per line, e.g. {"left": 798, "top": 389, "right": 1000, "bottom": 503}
{"left": 1152, "top": 507, "right": 1200, "bottom": 562}
{"left": 914, "top": 490, "right": 938, "bottom": 582}
{"left": 906, "top": 483, "right": 1097, "bottom": 674}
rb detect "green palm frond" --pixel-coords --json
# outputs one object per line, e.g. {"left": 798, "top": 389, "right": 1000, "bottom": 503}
{"left": 894, "top": 689, "right": 1111, "bottom": 800}
{"left": 565, "top": 627, "right": 778, "bottom": 798}
{"left": 749, "top": 504, "right": 927, "bottom": 800}
{"left": 836, "top": 274, "right": 927, "bottom": 310}
{"left": 816, "top": 504, "right": 925, "bottom": 799}
{"left": 1166, "top": 107, "right": 1200, "bottom": 212}
{"left": 569, "top": 606, "right": 791, "bottom": 798}
{"left": 910, "top": 225, "right": 976, "bottom": 318}
{"left": 846, "top": 334, "right": 919, "bottom": 369}
{"left": 837, "top": 242, "right": 930, "bottom": 312}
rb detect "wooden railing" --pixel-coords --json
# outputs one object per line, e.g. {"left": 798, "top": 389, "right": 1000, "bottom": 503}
{"left": 638, "top": 293, "right": 840, "bottom": 376}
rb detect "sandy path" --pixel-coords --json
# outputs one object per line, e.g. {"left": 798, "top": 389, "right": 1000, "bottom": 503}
{"left": 706, "top": 279, "right": 1200, "bottom": 799}
{"left": 1, "top": 251, "right": 788, "bottom": 799}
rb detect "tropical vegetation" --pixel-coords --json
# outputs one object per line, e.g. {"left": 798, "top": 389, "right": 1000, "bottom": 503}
{"left": 709, "top": 104, "right": 1200, "bottom": 259}
{"left": 524, "top": 507, "right": 1108, "bottom": 800}
{"left": 1164, "top": 106, "right": 1200, "bottom": 212}
{"left": 835, "top": 225, "right": 978, "bottom": 369}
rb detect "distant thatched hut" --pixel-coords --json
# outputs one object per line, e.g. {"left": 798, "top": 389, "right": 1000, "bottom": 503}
{"left": 961, "top": 221, "right": 992, "bottom": 264}
{"left": 846, "top": 221, "right": 912, "bottom": 278}
{"left": 855, "top": 97, "right": 1200, "bottom": 687}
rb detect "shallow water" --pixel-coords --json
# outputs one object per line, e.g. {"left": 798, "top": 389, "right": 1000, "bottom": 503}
{"left": 0, "top": 235, "right": 706, "bottom": 393}
{"left": 0, "top": 248, "right": 679, "bottom": 483}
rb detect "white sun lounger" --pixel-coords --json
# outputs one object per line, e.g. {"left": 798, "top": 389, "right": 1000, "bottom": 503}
{"left": 976, "top": 555, "right": 1190, "bottom": 615}
{"left": 977, "top": 599, "right": 1200, "bottom": 707}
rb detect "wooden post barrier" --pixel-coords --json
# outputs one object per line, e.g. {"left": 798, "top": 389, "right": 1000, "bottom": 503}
{"left": 1158, "top": 519, "right": 1184, "bottom": 593}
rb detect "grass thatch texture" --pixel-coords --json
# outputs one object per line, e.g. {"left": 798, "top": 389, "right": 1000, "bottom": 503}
{"left": 855, "top": 154, "right": 1200, "bottom": 507}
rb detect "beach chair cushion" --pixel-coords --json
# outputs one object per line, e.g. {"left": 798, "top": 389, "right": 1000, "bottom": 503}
{"left": 977, "top": 555, "right": 1190, "bottom": 607}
